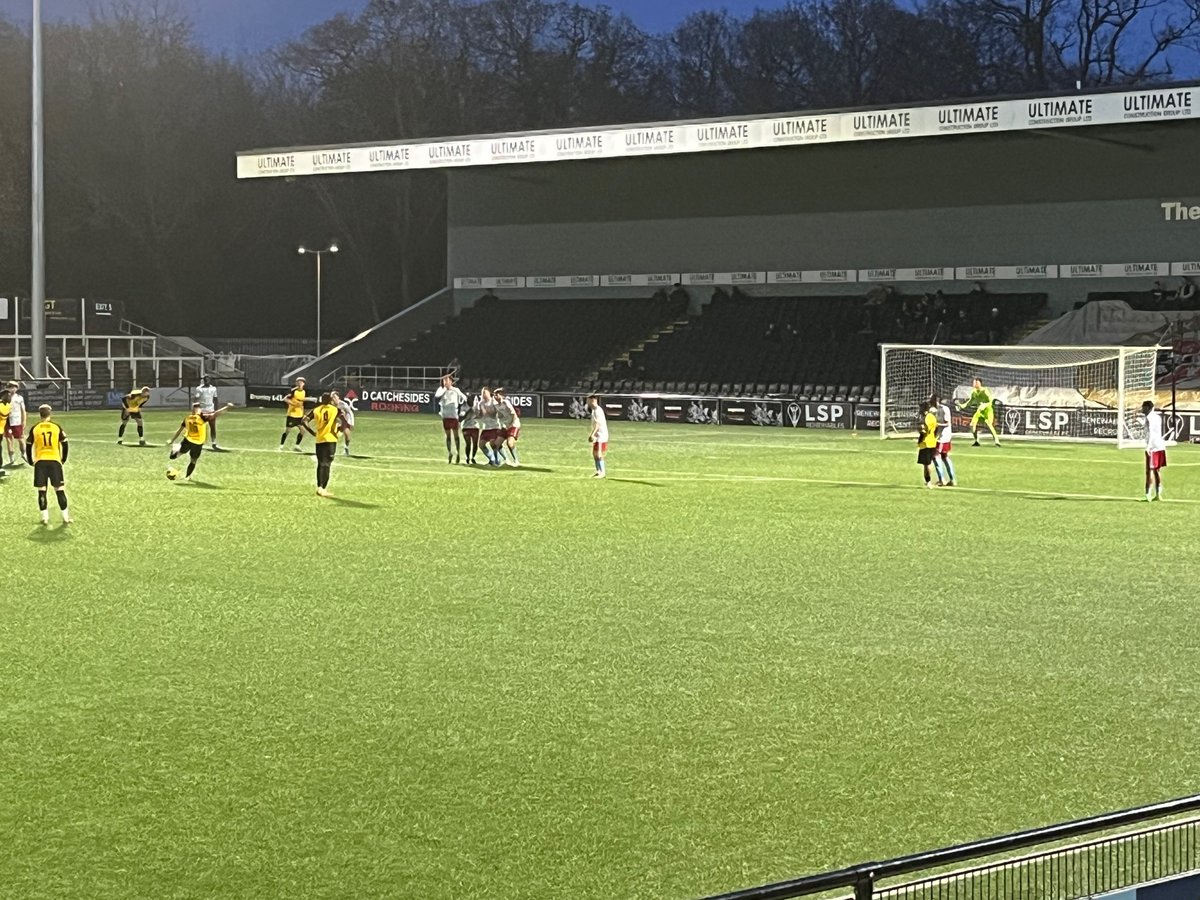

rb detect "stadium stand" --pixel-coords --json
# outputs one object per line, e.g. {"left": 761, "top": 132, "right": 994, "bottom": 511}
{"left": 358, "top": 288, "right": 1045, "bottom": 396}
{"left": 374, "top": 291, "right": 687, "bottom": 389}
{"left": 0, "top": 329, "right": 207, "bottom": 389}
{"left": 598, "top": 289, "right": 1046, "bottom": 396}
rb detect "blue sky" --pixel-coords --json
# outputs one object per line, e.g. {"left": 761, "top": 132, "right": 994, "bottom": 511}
{"left": 5, "top": 0, "right": 1195, "bottom": 74}
{"left": 0, "top": 0, "right": 788, "bottom": 54}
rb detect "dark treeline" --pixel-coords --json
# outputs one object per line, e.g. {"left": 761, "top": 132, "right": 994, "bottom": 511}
{"left": 0, "top": 0, "right": 1197, "bottom": 338}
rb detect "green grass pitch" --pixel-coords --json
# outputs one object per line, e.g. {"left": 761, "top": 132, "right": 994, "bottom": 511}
{"left": 2, "top": 408, "right": 1199, "bottom": 899}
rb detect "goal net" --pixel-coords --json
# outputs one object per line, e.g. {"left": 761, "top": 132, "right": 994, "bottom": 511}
{"left": 880, "top": 344, "right": 1159, "bottom": 446}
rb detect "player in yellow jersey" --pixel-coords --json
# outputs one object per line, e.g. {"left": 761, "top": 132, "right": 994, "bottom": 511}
{"left": 118, "top": 386, "right": 151, "bottom": 445}
{"left": 168, "top": 402, "right": 234, "bottom": 481}
{"left": 0, "top": 391, "right": 11, "bottom": 448}
{"left": 25, "top": 404, "right": 70, "bottom": 524}
{"left": 303, "top": 392, "right": 344, "bottom": 497}
{"left": 279, "top": 377, "right": 309, "bottom": 451}
{"left": 916, "top": 399, "right": 939, "bottom": 488}
{"left": 0, "top": 389, "right": 11, "bottom": 479}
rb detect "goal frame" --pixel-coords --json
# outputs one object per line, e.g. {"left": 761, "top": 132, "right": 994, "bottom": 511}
{"left": 878, "top": 343, "right": 1162, "bottom": 447}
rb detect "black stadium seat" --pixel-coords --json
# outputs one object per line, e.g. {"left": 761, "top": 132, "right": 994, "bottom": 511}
{"left": 375, "top": 293, "right": 678, "bottom": 390}
{"left": 376, "top": 286, "right": 1039, "bottom": 399}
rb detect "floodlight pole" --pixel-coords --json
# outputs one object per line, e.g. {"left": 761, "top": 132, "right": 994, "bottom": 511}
{"left": 30, "top": 0, "right": 46, "bottom": 378}
{"left": 298, "top": 242, "right": 338, "bottom": 358}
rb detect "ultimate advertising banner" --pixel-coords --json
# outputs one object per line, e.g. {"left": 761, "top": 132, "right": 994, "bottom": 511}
{"left": 239, "top": 86, "right": 1196, "bottom": 179}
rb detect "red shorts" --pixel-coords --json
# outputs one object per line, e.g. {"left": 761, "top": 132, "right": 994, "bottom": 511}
{"left": 442, "top": 417, "right": 460, "bottom": 432}
{"left": 937, "top": 441, "right": 952, "bottom": 455}
{"left": 1147, "top": 450, "right": 1167, "bottom": 470}
{"left": 505, "top": 426, "right": 520, "bottom": 440}
{"left": 5, "top": 423, "right": 23, "bottom": 440}
{"left": 463, "top": 427, "right": 480, "bottom": 439}
{"left": 481, "top": 429, "right": 500, "bottom": 443}
{"left": 592, "top": 441, "right": 608, "bottom": 454}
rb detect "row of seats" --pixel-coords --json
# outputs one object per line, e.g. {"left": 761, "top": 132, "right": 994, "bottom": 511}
{"left": 378, "top": 293, "right": 685, "bottom": 384}
{"left": 623, "top": 292, "right": 1046, "bottom": 389}
{"left": 371, "top": 290, "right": 1045, "bottom": 393}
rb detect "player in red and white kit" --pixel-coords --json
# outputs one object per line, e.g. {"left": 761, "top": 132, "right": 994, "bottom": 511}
{"left": 333, "top": 390, "right": 356, "bottom": 457}
{"left": 434, "top": 375, "right": 466, "bottom": 464}
{"left": 1143, "top": 400, "right": 1167, "bottom": 501}
{"left": 460, "top": 392, "right": 481, "bottom": 465}
{"left": 477, "top": 387, "right": 503, "bottom": 466}
{"left": 494, "top": 388, "right": 521, "bottom": 467}
{"left": 933, "top": 394, "right": 957, "bottom": 487}
{"left": 587, "top": 394, "right": 608, "bottom": 478}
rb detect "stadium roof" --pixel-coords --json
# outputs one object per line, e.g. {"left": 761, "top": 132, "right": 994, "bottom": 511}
{"left": 236, "top": 83, "right": 1197, "bottom": 180}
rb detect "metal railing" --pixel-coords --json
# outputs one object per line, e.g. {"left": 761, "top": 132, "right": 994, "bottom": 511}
{"left": 19, "top": 359, "right": 67, "bottom": 386}
{"left": 704, "top": 794, "right": 1200, "bottom": 900}
{"left": 324, "top": 363, "right": 460, "bottom": 389}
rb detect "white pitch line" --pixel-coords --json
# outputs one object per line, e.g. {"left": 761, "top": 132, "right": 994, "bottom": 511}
{"left": 72, "top": 432, "right": 1172, "bottom": 470}
{"left": 619, "top": 434, "right": 1184, "bottom": 466}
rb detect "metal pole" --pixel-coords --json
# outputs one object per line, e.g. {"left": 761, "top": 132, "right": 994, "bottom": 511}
{"left": 30, "top": 0, "right": 47, "bottom": 378}
{"left": 316, "top": 252, "right": 322, "bottom": 357}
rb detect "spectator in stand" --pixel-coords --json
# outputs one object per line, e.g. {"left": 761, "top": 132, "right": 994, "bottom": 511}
{"left": 765, "top": 322, "right": 780, "bottom": 343}
{"left": 668, "top": 285, "right": 689, "bottom": 314}
{"left": 1152, "top": 280, "right": 1169, "bottom": 303}
{"left": 954, "top": 308, "right": 969, "bottom": 340}
{"left": 1175, "top": 278, "right": 1197, "bottom": 304}
{"left": 915, "top": 293, "right": 931, "bottom": 333}
{"left": 968, "top": 282, "right": 986, "bottom": 298}
{"left": 987, "top": 307, "right": 1002, "bottom": 343}
{"left": 859, "top": 303, "right": 875, "bottom": 332}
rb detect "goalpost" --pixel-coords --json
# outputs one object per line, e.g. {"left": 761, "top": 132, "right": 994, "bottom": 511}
{"left": 879, "top": 344, "right": 1160, "bottom": 447}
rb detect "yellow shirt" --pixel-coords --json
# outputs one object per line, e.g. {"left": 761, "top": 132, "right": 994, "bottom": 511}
{"left": 286, "top": 388, "right": 306, "bottom": 418}
{"left": 920, "top": 411, "right": 939, "bottom": 449}
{"left": 311, "top": 403, "right": 341, "bottom": 443}
{"left": 0, "top": 402, "right": 10, "bottom": 421}
{"left": 125, "top": 392, "right": 149, "bottom": 411}
{"left": 28, "top": 420, "right": 66, "bottom": 462}
{"left": 183, "top": 413, "right": 208, "bottom": 445}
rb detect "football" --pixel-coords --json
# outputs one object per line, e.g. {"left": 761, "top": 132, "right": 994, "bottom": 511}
{"left": 166, "top": 467, "right": 179, "bottom": 481}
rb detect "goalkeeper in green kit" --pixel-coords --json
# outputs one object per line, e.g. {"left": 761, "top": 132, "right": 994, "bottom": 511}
{"left": 960, "top": 377, "right": 1001, "bottom": 446}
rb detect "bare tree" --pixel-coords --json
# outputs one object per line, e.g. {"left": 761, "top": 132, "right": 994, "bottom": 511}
{"left": 1051, "top": 0, "right": 1200, "bottom": 85}
{"left": 667, "top": 11, "right": 737, "bottom": 117}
